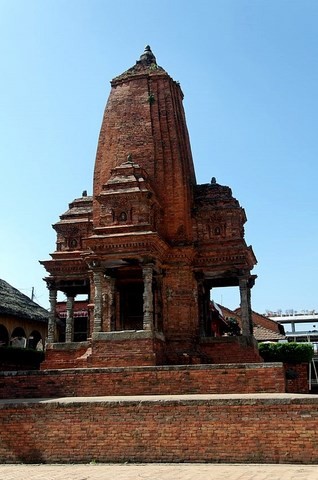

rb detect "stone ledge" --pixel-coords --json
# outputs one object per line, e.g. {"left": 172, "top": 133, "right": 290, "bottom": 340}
{"left": 200, "top": 335, "right": 257, "bottom": 345}
{"left": 0, "top": 392, "right": 317, "bottom": 408}
{"left": 0, "top": 362, "right": 283, "bottom": 377}
{"left": 92, "top": 330, "right": 165, "bottom": 341}
{"left": 46, "top": 341, "right": 90, "bottom": 351}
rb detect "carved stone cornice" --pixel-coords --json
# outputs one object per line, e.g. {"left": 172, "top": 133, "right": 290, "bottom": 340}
{"left": 40, "top": 257, "right": 88, "bottom": 276}
{"left": 195, "top": 254, "right": 247, "bottom": 267}
{"left": 194, "top": 248, "right": 256, "bottom": 270}
{"left": 85, "top": 232, "right": 169, "bottom": 261}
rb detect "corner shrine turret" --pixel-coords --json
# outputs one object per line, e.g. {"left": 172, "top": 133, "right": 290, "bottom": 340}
{"left": 41, "top": 46, "right": 259, "bottom": 368}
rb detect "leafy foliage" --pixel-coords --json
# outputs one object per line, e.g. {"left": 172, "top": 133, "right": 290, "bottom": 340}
{"left": 224, "top": 317, "right": 241, "bottom": 336}
{"left": 259, "top": 342, "right": 314, "bottom": 363}
{"left": 0, "top": 346, "right": 45, "bottom": 366}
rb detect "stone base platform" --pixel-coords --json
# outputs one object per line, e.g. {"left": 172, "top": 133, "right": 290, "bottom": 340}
{"left": 0, "top": 393, "right": 317, "bottom": 464}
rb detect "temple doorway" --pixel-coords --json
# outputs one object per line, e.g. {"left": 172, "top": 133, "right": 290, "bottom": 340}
{"left": 118, "top": 282, "right": 143, "bottom": 330}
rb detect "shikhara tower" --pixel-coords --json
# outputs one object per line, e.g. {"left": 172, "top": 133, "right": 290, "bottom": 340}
{"left": 41, "top": 46, "right": 259, "bottom": 367}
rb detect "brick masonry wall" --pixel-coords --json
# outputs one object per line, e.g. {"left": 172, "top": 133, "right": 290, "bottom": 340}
{"left": 0, "top": 395, "right": 317, "bottom": 464}
{"left": 200, "top": 336, "right": 262, "bottom": 364}
{"left": 41, "top": 335, "right": 263, "bottom": 369}
{"left": 41, "top": 344, "right": 90, "bottom": 370}
{"left": 89, "top": 338, "right": 160, "bottom": 367}
{"left": 0, "top": 363, "right": 285, "bottom": 399}
{"left": 285, "top": 363, "right": 309, "bottom": 394}
{"left": 162, "top": 266, "right": 199, "bottom": 345}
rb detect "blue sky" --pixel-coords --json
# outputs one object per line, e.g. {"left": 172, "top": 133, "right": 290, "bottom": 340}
{"left": 0, "top": 0, "right": 317, "bottom": 313}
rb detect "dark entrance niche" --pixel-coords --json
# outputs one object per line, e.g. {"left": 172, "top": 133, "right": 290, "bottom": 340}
{"left": 119, "top": 283, "right": 143, "bottom": 331}
{"left": 74, "top": 316, "right": 88, "bottom": 342}
{"left": 113, "top": 266, "right": 144, "bottom": 331}
{"left": 28, "top": 330, "right": 42, "bottom": 350}
{"left": 0, "top": 325, "right": 9, "bottom": 347}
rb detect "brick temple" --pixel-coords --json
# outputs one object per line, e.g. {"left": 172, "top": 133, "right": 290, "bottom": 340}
{"left": 40, "top": 46, "right": 260, "bottom": 368}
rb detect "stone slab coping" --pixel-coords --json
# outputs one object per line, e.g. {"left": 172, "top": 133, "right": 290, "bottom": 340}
{"left": 0, "top": 463, "right": 317, "bottom": 480}
{"left": 92, "top": 330, "right": 165, "bottom": 341}
{"left": 0, "top": 393, "right": 317, "bottom": 407}
{"left": 0, "top": 362, "right": 284, "bottom": 377}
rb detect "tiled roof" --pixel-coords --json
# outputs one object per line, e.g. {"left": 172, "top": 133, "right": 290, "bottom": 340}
{"left": 253, "top": 324, "right": 286, "bottom": 342}
{"left": 0, "top": 279, "right": 49, "bottom": 324}
{"left": 220, "top": 305, "right": 286, "bottom": 341}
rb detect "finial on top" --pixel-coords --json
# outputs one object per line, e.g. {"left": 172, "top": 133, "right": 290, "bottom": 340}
{"left": 139, "top": 45, "right": 157, "bottom": 65}
{"left": 211, "top": 177, "right": 217, "bottom": 184}
{"left": 82, "top": 190, "right": 87, "bottom": 197}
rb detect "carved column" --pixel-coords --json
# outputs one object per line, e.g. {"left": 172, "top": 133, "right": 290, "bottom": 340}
{"left": 143, "top": 265, "right": 154, "bottom": 331}
{"left": 204, "top": 285, "right": 212, "bottom": 336}
{"left": 48, "top": 287, "right": 57, "bottom": 343}
{"left": 65, "top": 295, "right": 75, "bottom": 343}
{"left": 93, "top": 270, "right": 103, "bottom": 333}
{"left": 196, "top": 276, "right": 205, "bottom": 336}
{"left": 103, "top": 275, "right": 115, "bottom": 332}
{"left": 154, "top": 272, "right": 163, "bottom": 333}
{"left": 239, "top": 278, "right": 253, "bottom": 336}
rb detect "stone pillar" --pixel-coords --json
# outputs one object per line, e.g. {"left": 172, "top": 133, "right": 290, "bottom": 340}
{"left": 65, "top": 295, "right": 75, "bottom": 343}
{"left": 239, "top": 278, "right": 253, "bottom": 336}
{"left": 103, "top": 275, "right": 115, "bottom": 332}
{"left": 143, "top": 265, "right": 154, "bottom": 331}
{"left": 48, "top": 287, "right": 57, "bottom": 343}
{"left": 204, "top": 285, "right": 212, "bottom": 336}
{"left": 196, "top": 277, "right": 205, "bottom": 336}
{"left": 93, "top": 270, "right": 103, "bottom": 333}
{"left": 155, "top": 272, "right": 164, "bottom": 333}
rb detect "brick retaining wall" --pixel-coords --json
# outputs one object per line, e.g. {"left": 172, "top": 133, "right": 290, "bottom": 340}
{"left": 0, "top": 363, "right": 286, "bottom": 399}
{"left": 285, "top": 363, "right": 309, "bottom": 394}
{"left": 0, "top": 394, "right": 317, "bottom": 464}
